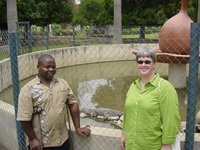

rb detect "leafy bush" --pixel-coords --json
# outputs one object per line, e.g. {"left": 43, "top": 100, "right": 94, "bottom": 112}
{"left": 61, "top": 29, "right": 74, "bottom": 36}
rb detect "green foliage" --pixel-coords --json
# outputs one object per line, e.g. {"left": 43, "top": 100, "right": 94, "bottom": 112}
{"left": 122, "top": 0, "right": 197, "bottom": 26}
{"left": 17, "top": 0, "right": 73, "bottom": 27}
{"left": 0, "top": 0, "right": 198, "bottom": 30}
{"left": 61, "top": 29, "right": 74, "bottom": 36}
{"left": 51, "top": 24, "right": 62, "bottom": 31}
{"left": 75, "top": 0, "right": 197, "bottom": 27}
{"left": 51, "top": 24, "right": 74, "bottom": 36}
{"left": 0, "top": 0, "right": 7, "bottom": 29}
{"left": 188, "top": 0, "right": 198, "bottom": 22}
{"left": 98, "top": 0, "right": 113, "bottom": 25}
{"left": 73, "top": 0, "right": 113, "bottom": 27}
{"left": 79, "top": 0, "right": 104, "bottom": 25}
{"left": 72, "top": 16, "right": 89, "bottom": 26}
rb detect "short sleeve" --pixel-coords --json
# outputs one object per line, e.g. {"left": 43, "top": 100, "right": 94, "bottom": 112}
{"left": 60, "top": 79, "right": 78, "bottom": 104}
{"left": 17, "top": 85, "right": 33, "bottom": 121}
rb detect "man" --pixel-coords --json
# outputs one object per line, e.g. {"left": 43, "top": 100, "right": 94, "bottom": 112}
{"left": 17, "top": 54, "right": 91, "bottom": 150}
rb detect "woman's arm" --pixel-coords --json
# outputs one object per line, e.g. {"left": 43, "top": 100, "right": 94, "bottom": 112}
{"left": 159, "top": 81, "right": 180, "bottom": 145}
{"left": 160, "top": 144, "right": 171, "bottom": 150}
{"left": 120, "top": 130, "right": 125, "bottom": 150}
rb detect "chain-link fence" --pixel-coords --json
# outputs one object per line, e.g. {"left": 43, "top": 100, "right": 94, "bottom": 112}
{"left": 0, "top": 24, "right": 200, "bottom": 150}
{"left": 0, "top": 25, "right": 160, "bottom": 61}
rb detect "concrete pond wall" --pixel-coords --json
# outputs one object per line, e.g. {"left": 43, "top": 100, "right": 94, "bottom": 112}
{"left": 0, "top": 44, "right": 199, "bottom": 150}
{"left": 0, "top": 44, "right": 134, "bottom": 150}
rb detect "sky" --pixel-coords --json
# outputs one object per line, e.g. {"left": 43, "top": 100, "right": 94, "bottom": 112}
{"left": 75, "top": 0, "right": 80, "bottom": 4}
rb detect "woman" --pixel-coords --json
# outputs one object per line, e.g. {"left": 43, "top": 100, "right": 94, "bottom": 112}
{"left": 120, "top": 47, "right": 180, "bottom": 150}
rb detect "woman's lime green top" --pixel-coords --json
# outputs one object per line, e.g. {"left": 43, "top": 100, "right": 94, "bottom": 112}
{"left": 121, "top": 74, "right": 180, "bottom": 150}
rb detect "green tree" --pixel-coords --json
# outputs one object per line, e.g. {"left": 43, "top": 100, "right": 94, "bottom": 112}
{"left": 188, "top": 0, "right": 198, "bottom": 21}
{"left": 17, "top": 0, "right": 40, "bottom": 25}
{"left": 121, "top": 0, "right": 197, "bottom": 39}
{"left": 79, "top": 0, "right": 103, "bottom": 25}
{"left": 121, "top": 0, "right": 197, "bottom": 26}
{"left": 72, "top": 0, "right": 113, "bottom": 27}
{"left": 0, "top": 0, "right": 74, "bottom": 29}
{"left": 0, "top": 0, "right": 7, "bottom": 30}
{"left": 98, "top": 0, "right": 113, "bottom": 25}
{"left": 17, "top": 0, "right": 73, "bottom": 27}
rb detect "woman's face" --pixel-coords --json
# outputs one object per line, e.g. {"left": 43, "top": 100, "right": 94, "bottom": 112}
{"left": 137, "top": 56, "right": 156, "bottom": 77}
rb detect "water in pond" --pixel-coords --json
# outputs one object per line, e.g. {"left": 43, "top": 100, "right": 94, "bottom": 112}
{"left": 0, "top": 61, "right": 198, "bottom": 128}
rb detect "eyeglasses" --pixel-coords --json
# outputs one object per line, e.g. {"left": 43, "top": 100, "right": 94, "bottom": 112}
{"left": 137, "top": 60, "right": 152, "bottom": 64}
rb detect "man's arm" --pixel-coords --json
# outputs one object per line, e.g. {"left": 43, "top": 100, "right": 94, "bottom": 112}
{"left": 68, "top": 103, "right": 91, "bottom": 137}
{"left": 20, "top": 121, "right": 42, "bottom": 150}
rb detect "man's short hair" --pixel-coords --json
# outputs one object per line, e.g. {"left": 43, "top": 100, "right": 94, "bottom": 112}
{"left": 38, "top": 54, "right": 55, "bottom": 66}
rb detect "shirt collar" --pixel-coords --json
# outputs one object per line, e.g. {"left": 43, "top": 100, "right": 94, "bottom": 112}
{"left": 134, "top": 73, "right": 160, "bottom": 88}
{"left": 35, "top": 75, "right": 58, "bottom": 85}
{"left": 149, "top": 73, "right": 160, "bottom": 87}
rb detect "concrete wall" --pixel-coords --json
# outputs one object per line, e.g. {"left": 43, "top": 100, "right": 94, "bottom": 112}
{"left": 0, "top": 102, "right": 200, "bottom": 150}
{"left": 0, "top": 44, "right": 136, "bottom": 93}
{"left": 0, "top": 46, "right": 9, "bottom": 54}
{"left": 1, "top": 44, "right": 199, "bottom": 150}
{"left": 0, "top": 44, "right": 135, "bottom": 150}
{"left": 0, "top": 101, "right": 18, "bottom": 150}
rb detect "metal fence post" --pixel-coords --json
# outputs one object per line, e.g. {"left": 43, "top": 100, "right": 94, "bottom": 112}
{"left": 8, "top": 32, "right": 26, "bottom": 150}
{"left": 72, "top": 25, "right": 76, "bottom": 46}
{"left": 46, "top": 25, "right": 49, "bottom": 50}
{"left": 27, "top": 23, "right": 32, "bottom": 53}
{"left": 184, "top": 23, "right": 200, "bottom": 150}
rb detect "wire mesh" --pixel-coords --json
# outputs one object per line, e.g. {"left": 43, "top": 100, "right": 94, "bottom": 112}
{"left": 0, "top": 24, "right": 199, "bottom": 150}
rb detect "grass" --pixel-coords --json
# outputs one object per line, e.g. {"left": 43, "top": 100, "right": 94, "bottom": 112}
{"left": 0, "top": 44, "right": 71, "bottom": 61}
{"left": 122, "top": 33, "right": 159, "bottom": 39}
{"left": 0, "top": 54, "right": 9, "bottom": 61}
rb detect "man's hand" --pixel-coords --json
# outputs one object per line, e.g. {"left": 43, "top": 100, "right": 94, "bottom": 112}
{"left": 160, "top": 144, "right": 171, "bottom": 150}
{"left": 76, "top": 125, "right": 91, "bottom": 137}
{"left": 30, "top": 137, "right": 42, "bottom": 150}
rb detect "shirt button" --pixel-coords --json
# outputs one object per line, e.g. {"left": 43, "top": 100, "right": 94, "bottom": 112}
{"left": 56, "top": 139, "right": 61, "bottom": 144}
{"left": 41, "top": 119, "right": 45, "bottom": 124}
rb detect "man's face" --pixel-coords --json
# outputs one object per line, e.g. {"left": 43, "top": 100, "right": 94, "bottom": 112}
{"left": 38, "top": 58, "right": 56, "bottom": 81}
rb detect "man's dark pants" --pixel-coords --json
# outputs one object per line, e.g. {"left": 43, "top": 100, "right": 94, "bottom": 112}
{"left": 28, "top": 139, "right": 70, "bottom": 150}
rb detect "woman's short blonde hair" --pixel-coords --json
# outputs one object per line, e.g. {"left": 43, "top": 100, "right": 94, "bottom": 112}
{"left": 136, "top": 47, "right": 157, "bottom": 62}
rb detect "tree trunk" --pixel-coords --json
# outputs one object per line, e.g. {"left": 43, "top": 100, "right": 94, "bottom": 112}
{"left": 7, "top": 0, "right": 21, "bottom": 54}
{"left": 6, "top": 0, "right": 18, "bottom": 33}
{"left": 113, "top": 0, "right": 122, "bottom": 44}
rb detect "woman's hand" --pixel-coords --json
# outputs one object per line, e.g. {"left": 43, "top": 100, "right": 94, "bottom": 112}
{"left": 120, "top": 131, "right": 125, "bottom": 150}
{"left": 160, "top": 144, "right": 171, "bottom": 150}
{"left": 76, "top": 125, "right": 91, "bottom": 137}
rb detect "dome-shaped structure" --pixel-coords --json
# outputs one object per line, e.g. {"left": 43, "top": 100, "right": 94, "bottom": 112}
{"left": 159, "top": 0, "right": 193, "bottom": 54}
